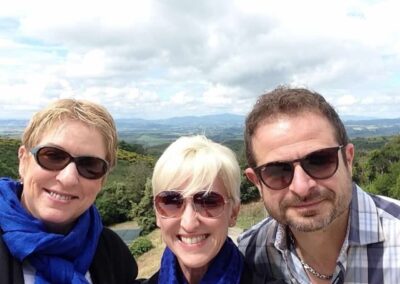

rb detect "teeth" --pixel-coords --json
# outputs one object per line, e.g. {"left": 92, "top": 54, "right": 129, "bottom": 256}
{"left": 180, "top": 235, "right": 207, "bottom": 244}
{"left": 48, "top": 191, "right": 73, "bottom": 201}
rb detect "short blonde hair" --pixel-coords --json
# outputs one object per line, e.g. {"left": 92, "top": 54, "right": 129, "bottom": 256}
{"left": 152, "top": 135, "right": 241, "bottom": 206}
{"left": 22, "top": 98, "right": 118, "bottom": 169}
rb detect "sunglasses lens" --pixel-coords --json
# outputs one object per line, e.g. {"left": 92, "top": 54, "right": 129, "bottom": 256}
{"left": 35, "top": 146, "right": 108, "bottom": 179}
{"left": 36, "top": 147, "right": 71, "bottom": 171}
{"left": 260, "top": 162, "right": 293, "bottom": 190}
{"left": 193, "top": 191, "right": 226, "bottom": 218}
{"left": 302, "top": 148, "right": 339, "bottom": 179}
{"left": 155, "top": 191, "right": 184, "bottom": 218}
{"left": 75, "top": 157, "right": 108, "bottom": 179}
{"left": 154, "top": 191, "right": 227, "bottom": 218}
{"left": 256, "top": 146, "right": 342, "bottom": 190}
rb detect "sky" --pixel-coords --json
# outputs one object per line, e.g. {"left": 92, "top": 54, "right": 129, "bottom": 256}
{"left": 0, "top": 0, "right": 399, "bottom": 120}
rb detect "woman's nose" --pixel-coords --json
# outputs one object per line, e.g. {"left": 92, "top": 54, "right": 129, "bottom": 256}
{"left": 56, "top": 162, "right": 80, "bottom": 186}
{"left": 180, "top": 200, "right": 200, "bottom": 232}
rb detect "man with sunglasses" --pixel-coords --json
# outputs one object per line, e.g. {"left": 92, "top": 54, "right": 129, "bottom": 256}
{"left": 238, "top": 86, "right": 400, "bottom": 283}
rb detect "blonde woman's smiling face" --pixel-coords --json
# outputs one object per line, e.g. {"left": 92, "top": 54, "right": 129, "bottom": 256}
{"left": 156, "top": 177, "right": 239, "bottom": 280}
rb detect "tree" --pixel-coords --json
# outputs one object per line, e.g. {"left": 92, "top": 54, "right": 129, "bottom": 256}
{"left": 130, "top": 178, "right": 157, "bottom": 235}
{"left": 118, "top": 140, "right": 145, "bottom": 155}
{"left": 240, "top": 174, "right": 260, "bottom": 203}
{"left": 96, "top": 182, "right": 134, "bottom": 225}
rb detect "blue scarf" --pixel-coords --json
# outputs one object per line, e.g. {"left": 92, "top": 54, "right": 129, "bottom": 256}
{"left": 0, "top": 178, "right": 103, "bottom": 284}
{"left": 158, "top": 237, "right": 244, "bottom": 284}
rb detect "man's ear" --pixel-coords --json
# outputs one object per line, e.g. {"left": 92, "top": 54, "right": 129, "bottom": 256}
{"left": 344, "top": 143, "right": 355, "bottom": 176}
{"left": 244, "top": 167, "right": 263, "bottom": 196}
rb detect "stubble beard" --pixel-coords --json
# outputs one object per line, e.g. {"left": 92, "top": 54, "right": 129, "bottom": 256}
{"left": 265, "top": 178, "right": 352, "bottom": 232}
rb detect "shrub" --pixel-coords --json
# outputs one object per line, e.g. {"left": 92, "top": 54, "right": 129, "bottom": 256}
{"left": 129, "top": 236, "right": 154, "bottom": 257}
{"left": 130, "top": 178, "right": 157, "bottom": 235}
{"left": 240, "top": 175, "right": 260, "bottom": 203}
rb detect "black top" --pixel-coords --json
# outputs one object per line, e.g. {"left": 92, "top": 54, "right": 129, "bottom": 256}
{"left": 141, "top": 259, "right": 288, "bottom": 284}
{"left": 0, "top": 227, "right": 139, "bottom": 284}
{"left": 141, "top": 261, "right": 254, "bottom": 284}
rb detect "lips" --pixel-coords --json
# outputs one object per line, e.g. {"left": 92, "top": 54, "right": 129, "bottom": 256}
{"left": 45, "top": 189, "right": 77, "bottom": 201}
{"left": 293, "top": 199, "right": 322, "bottom": 207}
{"left": 178, "top": 234, "right": 208, "bottom": 245}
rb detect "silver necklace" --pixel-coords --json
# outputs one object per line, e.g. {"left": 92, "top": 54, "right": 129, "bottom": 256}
{"left": 288, "top": 231, "right": 333, "bottom": 280}
{"left": 299, "top": 259, "right": 333, "bottom": 280}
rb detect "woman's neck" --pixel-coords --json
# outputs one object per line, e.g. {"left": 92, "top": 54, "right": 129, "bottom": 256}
{"left": 179, "top": 261, "right": 208, "bottom": 284}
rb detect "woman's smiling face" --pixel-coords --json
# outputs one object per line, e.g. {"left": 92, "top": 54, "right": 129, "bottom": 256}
{"left": 18, "top": 120, "right": 107, "bottom": 233}
{"left": 156, "top": 177, "right": 239, "bottom": 279}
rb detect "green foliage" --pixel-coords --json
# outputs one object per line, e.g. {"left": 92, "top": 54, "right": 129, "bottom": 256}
{"left": 236, "top": 202, "right": 267, "bottom": 230}
{"left": 129, "top": 236, "right": 154, "bottom": 257}
{"left": 354, "top": 136, "right": 400, "bottom": 199}
{"left": 0, "top": 138, "right": 20, "bottom": 178}
{"left": 117, "top": 148, "right": 154, "bottom": 166}
{"left": 96, "top": 182, "right": 135, "bottom": 225}
{"left": 240, "top": 174, "right": 260, "bottom": 203}
{"left": 97, "top": 155, "right": 154, "bottom": 226}
{"left": 130, "top": 178, "right": 157, "bottom": 235}
{"left": 119, "top": 140, "right": 145, "bottom": 155}
{"left": 351, "top": 136, "right": 390, "bottom": 151}
{"left": 367, "top": 161, "right": 400, "bottom": 198}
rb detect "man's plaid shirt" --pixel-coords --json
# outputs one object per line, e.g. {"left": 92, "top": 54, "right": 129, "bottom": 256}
{"left": 238, "top": 184, "right": 400, "bottom": 284}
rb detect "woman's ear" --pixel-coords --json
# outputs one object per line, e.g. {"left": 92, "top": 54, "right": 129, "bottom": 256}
{"left": 18, "top": 146, "right": 28, "bottom": 180}
{"left": 229, "top": 203, "right": 240, "bottom": 227}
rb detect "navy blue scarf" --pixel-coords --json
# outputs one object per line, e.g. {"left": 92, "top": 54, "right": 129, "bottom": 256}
{"left": 158, "top": 237, "right": 244, "bottom": 284}
{"left": 0, "top": 178, "right": 103, "bottom": 284}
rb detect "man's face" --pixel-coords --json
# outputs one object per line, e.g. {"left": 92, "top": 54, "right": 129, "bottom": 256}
{"left": 245, "top": 112, "right": 354, "bottom": 232}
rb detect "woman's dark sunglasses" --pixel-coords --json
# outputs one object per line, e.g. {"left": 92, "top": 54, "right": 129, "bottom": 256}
{"left": 253, "top": 145, "right": 344, "bottom": 190}
{"left": 30, "top": 146, "right": 109, "bottom": 180}
{"left": 154, "top": 190, "right": 229, "bottom": 218}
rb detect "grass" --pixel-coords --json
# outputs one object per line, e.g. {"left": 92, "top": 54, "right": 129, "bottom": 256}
{"left": 136, "top": 229, "right": 165, "bottom": 278}
{"left": 134, "top": 200, "right": 267, "bottom": 279}
{"left": 236, "top": 200, "right": 267, "bottom": 230}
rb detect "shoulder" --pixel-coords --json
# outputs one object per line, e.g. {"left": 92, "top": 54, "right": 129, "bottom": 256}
{"left": 353, "top": 185, "right": 400, "bottom": 220}
{"left": 97, "top": 227, "right": 136, "bottom": 262}
{"left": 351, "top": 185, "right": 400, "bottom": 246}
{"left": 238, "top": 217, "right": 277, "bottom": 251}
{"left": 90, "top": 227, "right": 139, "bottom": 284}
{"left": 139, "top": 271, "right": 159, "bottom": 284}
{"left": 100, "top": 226, "right": 127, "bottom": 244}
{"left": 0, "top": 230, "right": 24, "bottom": 283}
{"left": 370, "top": 194, "right": 400, "bottom": 219}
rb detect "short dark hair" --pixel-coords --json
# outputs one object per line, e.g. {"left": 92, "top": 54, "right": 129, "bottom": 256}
{"left": 244, "top": 86, "right": 349, "bottom": 168}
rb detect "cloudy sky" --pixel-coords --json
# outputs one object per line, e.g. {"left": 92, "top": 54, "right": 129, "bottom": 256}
{"left": 1, "top": 0, "right": 399, "bottom": 120}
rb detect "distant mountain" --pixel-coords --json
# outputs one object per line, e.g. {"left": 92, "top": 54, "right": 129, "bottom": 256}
{"left": 116, "top": 113, "right": 244, "bottom": 130}
{"left": 0, "top": 115, "right": 399, "bottom": 147}
{"left": 341, "top": 115, "right": 378, "bottom": 121}
{"left": 154, "top": 113, "right": 244, "bottom": 127}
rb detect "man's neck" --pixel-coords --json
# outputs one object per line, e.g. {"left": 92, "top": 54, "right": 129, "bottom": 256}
{"left": 290, "top": 208, "right": 350, "bottom": 281}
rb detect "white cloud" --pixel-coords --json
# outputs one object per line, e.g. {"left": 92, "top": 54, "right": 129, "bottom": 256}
{"left": 65, "top": 50, "right": 106, "bottom": 78}
{"left": 0, "top": 0, "right": 399, "bottom": 119}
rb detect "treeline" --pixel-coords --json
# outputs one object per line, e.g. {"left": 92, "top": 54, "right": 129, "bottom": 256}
{"left": 1, "top": 135, "right": 399, "bottom": 234}
{"left": 352, "top": 135, "right": 400, "bottom": 199}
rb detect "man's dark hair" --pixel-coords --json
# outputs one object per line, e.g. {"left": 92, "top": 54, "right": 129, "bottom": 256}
{"left": 245, "top": 86, "right": 349, "bottom": 168}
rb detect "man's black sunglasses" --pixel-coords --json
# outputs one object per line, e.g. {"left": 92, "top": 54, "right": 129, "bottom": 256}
{"left": 30, "top": 146, "right": 109, "bottom": 180}
{"left": 253, "top": 145, "right": 344, "bottom": 190}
